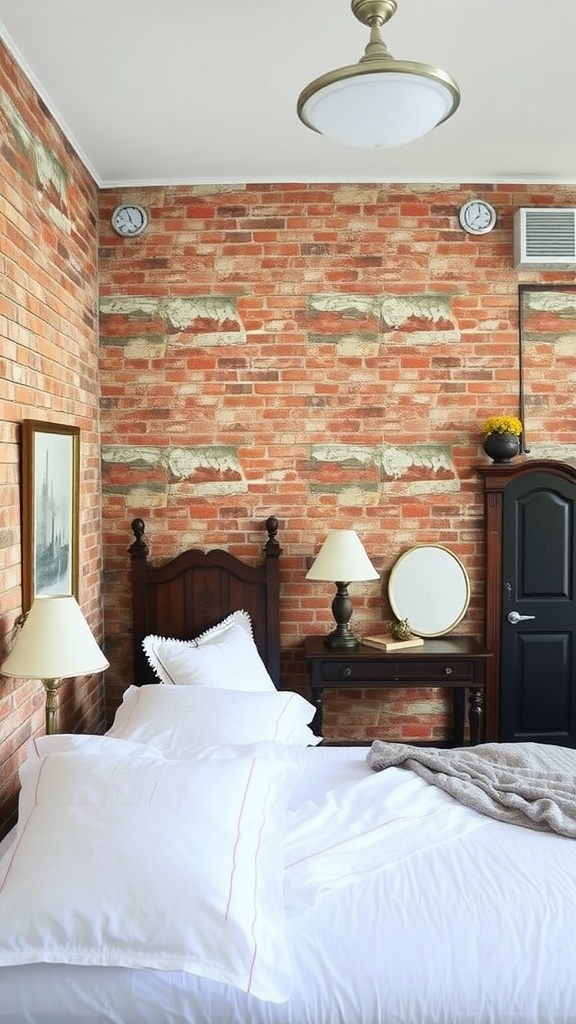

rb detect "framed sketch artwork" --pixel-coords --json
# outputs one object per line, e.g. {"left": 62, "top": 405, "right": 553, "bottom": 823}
{"left": 21, "top": 420, "right": 80, "bottom": 612}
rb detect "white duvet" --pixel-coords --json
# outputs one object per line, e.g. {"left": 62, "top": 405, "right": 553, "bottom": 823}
{"left": 1, "top": 743, "right": 575, "bottom": 1024}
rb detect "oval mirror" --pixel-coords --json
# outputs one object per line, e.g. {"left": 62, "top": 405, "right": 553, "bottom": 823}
{"left": 388, "top": 544, "right": 470, "bottom": 638}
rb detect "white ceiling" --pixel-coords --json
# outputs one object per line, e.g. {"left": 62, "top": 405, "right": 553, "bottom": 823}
{"left": 1, "top": 0, "right": 575, "bottom": 188}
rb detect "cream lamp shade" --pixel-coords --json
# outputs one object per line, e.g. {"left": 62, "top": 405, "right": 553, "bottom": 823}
{"left": 297, "top": 0, "right": 460, "bottom": 150}
{"left": 306, "top": 530, "right": 379, "bottom": 648}
{"left": 2, "top": 595, "right": 109, "bottom": 734}
{"left": 306, "top": 530, "right": 380, "bottom": 583}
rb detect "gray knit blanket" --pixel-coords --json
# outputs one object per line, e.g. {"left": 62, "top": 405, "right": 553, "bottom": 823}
{"left": 367, "top": 740, "right": 576, "bottom": 838}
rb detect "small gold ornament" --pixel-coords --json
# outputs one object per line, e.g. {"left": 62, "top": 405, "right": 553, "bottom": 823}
{"left": 389, "top": 618, "right": 414, "bottom": 641}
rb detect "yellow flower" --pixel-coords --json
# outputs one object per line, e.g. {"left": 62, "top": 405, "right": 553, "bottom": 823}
{"left": 482, "top": 415, "right": 523, "bottom": 437}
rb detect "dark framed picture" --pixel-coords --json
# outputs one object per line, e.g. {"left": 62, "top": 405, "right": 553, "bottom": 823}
{"left": 21, "top": 420, "right": 80, "bottom": 612}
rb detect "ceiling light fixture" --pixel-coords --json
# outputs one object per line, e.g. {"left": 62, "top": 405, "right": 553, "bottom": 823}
{"left": 297, "top": 0, "right": 460, "bottom": 150}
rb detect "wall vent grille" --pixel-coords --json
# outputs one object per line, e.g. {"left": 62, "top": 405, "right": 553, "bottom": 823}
{"left": 514, "top": 208, "right": 576, "bottom": 269}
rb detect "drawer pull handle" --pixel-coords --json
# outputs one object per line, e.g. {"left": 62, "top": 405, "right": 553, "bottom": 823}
{"left": 445, "top": 667, "right": 453, "bottom": 675}
{"left": 342, "top": 667, "right": 352, "bottom": 678}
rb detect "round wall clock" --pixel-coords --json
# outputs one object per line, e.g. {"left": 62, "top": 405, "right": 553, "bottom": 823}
{"left": 111, "top": 204, "right": 148, "bottom": 237}
{"left": 458, "top": 199, "right": 497, "bottom": 235}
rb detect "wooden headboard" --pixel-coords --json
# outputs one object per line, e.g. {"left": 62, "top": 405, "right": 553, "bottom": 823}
{"left": 128, "top": 516, "right": 282, "bottom": 687}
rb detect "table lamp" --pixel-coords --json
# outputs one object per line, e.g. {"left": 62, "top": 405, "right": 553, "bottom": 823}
{"left": 1, "top": 595, "right": 109, "bottom": 734}
{"left": 306, "top": 530, "right": 379, "bottom": 648}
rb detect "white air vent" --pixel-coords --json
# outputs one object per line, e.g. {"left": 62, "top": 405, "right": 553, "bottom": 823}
{"left": 514, "top": 207, "right": 576, "bottom": 269}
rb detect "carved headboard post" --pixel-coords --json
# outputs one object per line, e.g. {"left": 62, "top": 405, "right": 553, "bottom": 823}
{"left": 264, "top": 516, "right": 280, "bottom": 557}
{"left": 129, "top": 518, "right": 150, "bottom": 684}
{"left": 263, "top": 516, "right": 282, "bottom": 690}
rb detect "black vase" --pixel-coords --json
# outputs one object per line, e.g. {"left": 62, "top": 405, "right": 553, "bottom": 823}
{"left": 483, "top": 431, "right": 520, "bottom": 464}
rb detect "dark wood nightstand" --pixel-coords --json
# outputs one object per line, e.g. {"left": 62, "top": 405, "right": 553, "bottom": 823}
{"left": 304, "top": 635, "right": 492, "bottom": 746}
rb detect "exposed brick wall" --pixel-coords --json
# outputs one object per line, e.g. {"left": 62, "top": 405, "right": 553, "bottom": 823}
{"left": 0, "top": 41, "right": 104, "bottom": 837}
{"left": 98, "top": 182, "right": 576, "bottom": 740}
{"left": 3, "top": 13, "right": 576, "bottom": 975}
{"left": 5, "top": 36, "right": 576, "bottom": 799}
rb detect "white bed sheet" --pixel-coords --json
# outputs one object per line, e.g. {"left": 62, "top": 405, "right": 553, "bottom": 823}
{"left": 1, "top": 744, "right": 576, "bottom": 1024}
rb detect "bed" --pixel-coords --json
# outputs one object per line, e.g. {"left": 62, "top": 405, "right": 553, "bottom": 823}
{"left": 1, "top": 517, "right": 576, "bottom": 1024}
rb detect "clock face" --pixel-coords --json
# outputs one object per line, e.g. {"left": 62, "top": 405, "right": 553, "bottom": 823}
{"left": 459, "top": 200, "right": 497, "bottom": 235}
{"left": 111, "top": 204, "right": 148, "bottom": 237}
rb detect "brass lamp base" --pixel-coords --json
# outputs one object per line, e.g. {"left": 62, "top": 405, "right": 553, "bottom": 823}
{"left": 42, "top": 677, "right": 63, "bottom": 735}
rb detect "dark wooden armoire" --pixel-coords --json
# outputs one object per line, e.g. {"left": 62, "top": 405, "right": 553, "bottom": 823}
{"left": 478, "top": 459, "right": 576, "bottom": 746}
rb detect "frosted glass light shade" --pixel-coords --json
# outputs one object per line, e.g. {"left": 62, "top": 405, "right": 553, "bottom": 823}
{"left": 299, "top": 68, "right": 457, "bottom": 149}
{"left": 306, "top": 530, "right": 379, "bottom": 582}
{"left": 297, "top": 0, "right": 460, "bottom": 151}
{"left": 2, "top": 595, "right": 109, "bottom": 680}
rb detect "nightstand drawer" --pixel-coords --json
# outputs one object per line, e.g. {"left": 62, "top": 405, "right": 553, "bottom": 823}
{"left": 319, "top": 659, "right": 474, "bottom": 684}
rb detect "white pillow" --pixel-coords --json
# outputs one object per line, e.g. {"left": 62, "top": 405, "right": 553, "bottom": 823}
{"left": 142, "top": 610, "right": 276, "bottom": 692}
{"left": 15, "top": 734, "right": 152, "bottom": 832}
{"left": 0, "top": 737, "right": 300, "bottom": 1002}
{"left": 107, "top": 684, "right": 321, "bottom": 750}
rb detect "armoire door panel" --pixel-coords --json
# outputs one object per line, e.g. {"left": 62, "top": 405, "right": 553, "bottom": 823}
{"left": 501, "top": 632, "right": 573, "bottom": 742}
{"left": 516, "top": 491, "right": 573, "bottom": 597}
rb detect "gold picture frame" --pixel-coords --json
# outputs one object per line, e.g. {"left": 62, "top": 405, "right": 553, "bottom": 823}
{"left": 21, "top": 420, "right": 80, "bottom": 613}
{"left": 388, "top": 544, "right": 470, "bottom": 637}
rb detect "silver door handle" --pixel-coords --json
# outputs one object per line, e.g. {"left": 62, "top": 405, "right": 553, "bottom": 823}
{"left": 507, "top": 611, "right": 536, "bottom": 624}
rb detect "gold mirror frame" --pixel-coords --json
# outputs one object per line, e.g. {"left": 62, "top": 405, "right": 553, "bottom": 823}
{"left": 388, "top": 544, "right": 470, "bottom": 638}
